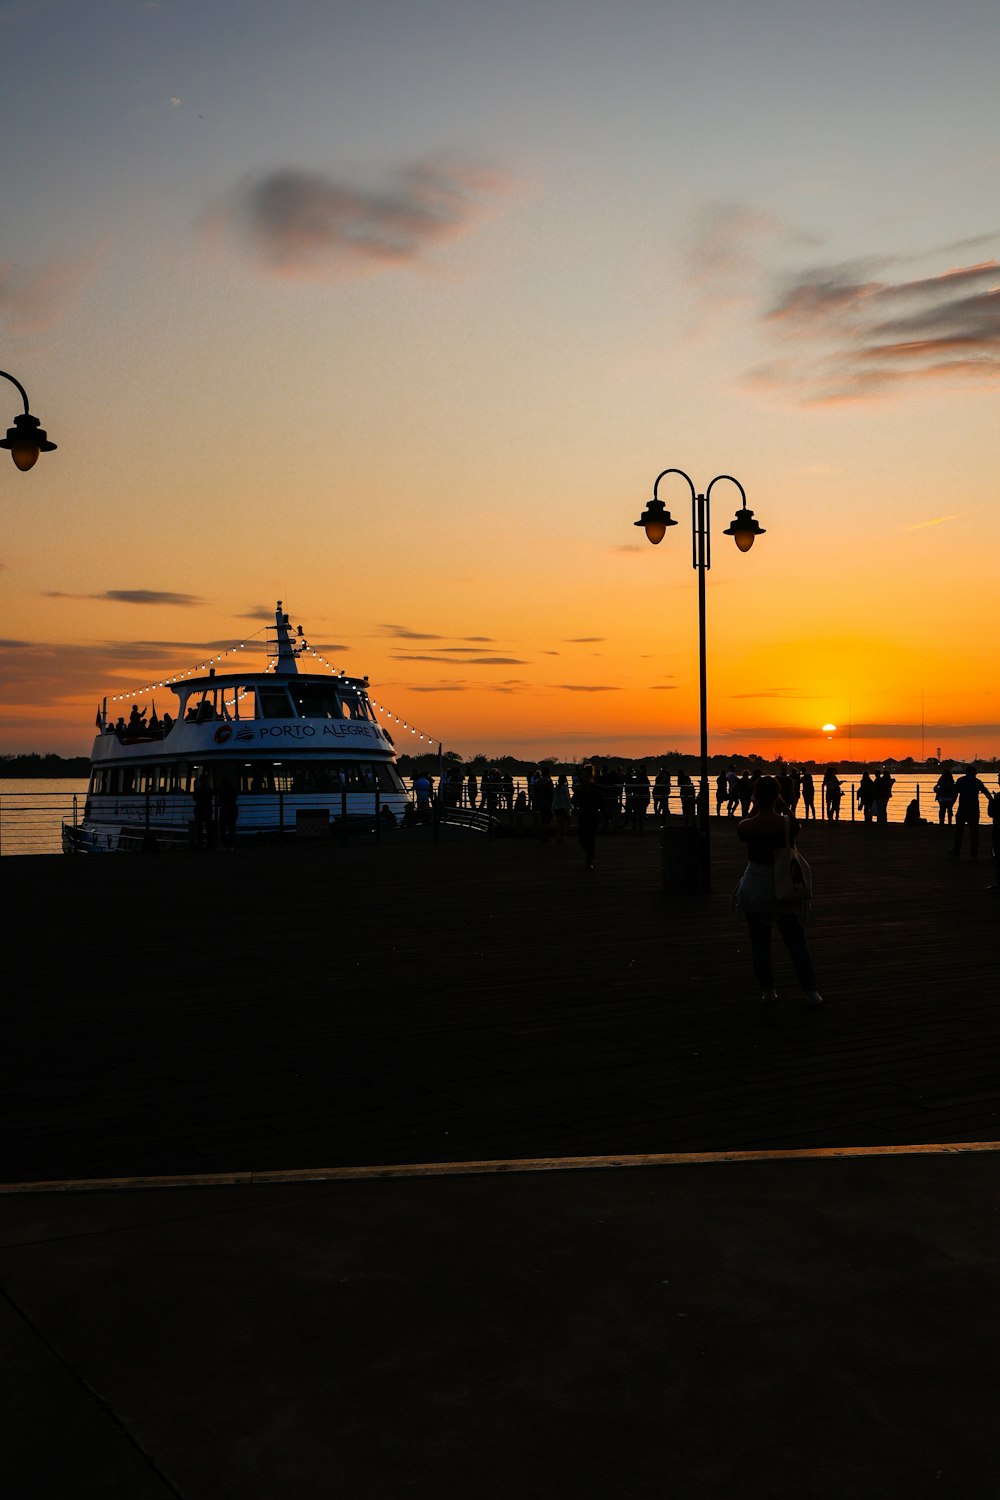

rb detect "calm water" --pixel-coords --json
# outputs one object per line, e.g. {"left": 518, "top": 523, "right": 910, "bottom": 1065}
{"left": 2, "top": 773, "right": 992, "bottom": 855}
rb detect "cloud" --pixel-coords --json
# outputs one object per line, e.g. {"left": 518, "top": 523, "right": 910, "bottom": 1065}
{"left": 650, "top": 685, "right": 677, "bottom": 691}
{"left": 408, "top": 684, "right": 468, "bottom": 693}
{"left": 44, "top": 590, "right": 205, "bottom": 606}
{"left": 392, "top": 653, "right": 527, "bottom": 665}
{"left": 723, "top": 722, "right": 1000, "bottom": 740}
{"left": 556, "top": 684, "right": 620, "bottom": 692}
{"left": 752, "top": 249, "right": 1000, "bottom": 404}
{"left": 205, "top": 156, "right": 514, "bottom": 279}
{"left": 380, "top": 623, "right": 445, "bottom": 640}
{"left": 565, "top": 636, "right": 606, "bottom": 643}
{"left": 683, "top": 201, "right": 1000, "bottom": 403}
{"left": 0, "top": 244, "right": 105, "bottom": 334}
{"left": 904, "top": 515, "right": 958, "bottom": 531}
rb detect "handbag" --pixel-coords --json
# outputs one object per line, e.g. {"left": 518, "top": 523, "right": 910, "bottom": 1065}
{"left": 775, "top": 815, "right": 812, "bottom": 909}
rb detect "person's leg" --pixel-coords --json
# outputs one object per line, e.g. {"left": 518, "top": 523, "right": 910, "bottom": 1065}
{"left": 745, "top": 914, "right": 775, "bottom": 994}
{"left": 776, "top": 912, "right": 817, "bottom": 992}
{"left": 969, "top": 814, "right": 980, "bottom": 858}
{"left": 953, "top": 808, "right": 966, "bottom": 855}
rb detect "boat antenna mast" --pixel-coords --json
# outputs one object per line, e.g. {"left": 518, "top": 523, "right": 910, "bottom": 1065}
{"left": 267, "top": 601, "right": 308, "bottom": 675}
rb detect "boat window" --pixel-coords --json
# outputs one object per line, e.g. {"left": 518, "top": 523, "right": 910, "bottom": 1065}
{"left": 258, "top": 687, "right": 294, "bottom": 719}
{"left": 288, "top": 682, "right": 346, "bottom": 719}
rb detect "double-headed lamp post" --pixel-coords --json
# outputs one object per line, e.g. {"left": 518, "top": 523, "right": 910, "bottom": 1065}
{"left": 1, "top": 370, "right": 57, "bottom": 471}
{"left": 633, "top": 468, "right": 765, "bottom": 892}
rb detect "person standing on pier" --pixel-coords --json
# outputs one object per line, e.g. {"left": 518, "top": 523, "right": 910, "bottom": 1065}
{"left": 733, "top": 776, "right": 823, "bottom": 1006}
{"left": 950, "top": 764, "right": 991, "bottom": 859}
{"left": 573, "top": 764, "right": 601, "bottom": 871}
{"left": 933, "top": 767, "right": 957, "bottom": 825}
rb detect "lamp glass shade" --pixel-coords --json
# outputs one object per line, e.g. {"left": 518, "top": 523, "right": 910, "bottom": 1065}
{"left": 10, "top": 442, "right": 40, "bottom": 472}
{"left": 732, "top": 525, "right": 755, "bottom": 552}
{"left": 644, "top": 519, "right": 667, "bottom": 545}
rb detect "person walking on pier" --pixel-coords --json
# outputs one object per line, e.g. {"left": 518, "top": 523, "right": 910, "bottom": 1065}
{"left": 733, "top": 776, "right": 822, "bottom": 1006}
{"left": 950, "top": 765, "right": 991, "bottom": 858}
{"left": 573, "top": 764, "right": 601, "bottom": 871}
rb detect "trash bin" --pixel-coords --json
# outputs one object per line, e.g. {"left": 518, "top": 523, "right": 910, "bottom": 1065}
{"left": 660, "top": 824, "right": 710, "bottom": 893}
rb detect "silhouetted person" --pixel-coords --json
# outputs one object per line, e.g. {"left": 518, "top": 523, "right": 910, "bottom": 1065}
{"left": 857, "top": 770, "right": 875, "bottom": 824}
{"left": 653, "top": 769, "right": 671, "bottom": 819}
{"left": 950, "top": 765, "right": 991, "bottom": 858}
{"left": 823, "top": 768, "right": 842, "bottom": 821}
{"left": 127, "top": 703, "right": 146, "bottom": 736}
{"left": 989, "top": 780, "right": 1000, "bottom": 889}
{"left": 467, "top": 771, "right": 478, "bottom": 809}
{"left": 534, "top": 767, "right": 555, "bottom": 838}
{"left": 678, "top": 772, "right": 696, "bottom": 826}
{"left": 192, "top": 775, "right": 214, "bottom": 849}
{"left": 801, "top": 771, "right": 816, "bottom": 819}
{"left": 216, "top": 777, "right": 238, "bottom": 848}
{"left": 573, "top": 764, "right": 601, "bottom": 871}
{"left": 552, "top": 773, "right": 571, "bottom": 840}
{"left": 874, "top": 768, "right": 895, "bottom": 826}
{"left": 715, "top": 769, "right": 728, "bottom": 817}
{"left": 733, "top": 775, "right": 822, "bottom": 1006}
{"left": 933, "top": 769, "right": 957, "bottom": 825}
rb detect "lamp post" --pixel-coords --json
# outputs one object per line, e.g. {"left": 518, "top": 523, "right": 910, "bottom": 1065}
{"left": 1, "top": 370, "right": 57, "bottom": 471}
{"left": 633, "top": 468, "right": 764, "bottom": 892}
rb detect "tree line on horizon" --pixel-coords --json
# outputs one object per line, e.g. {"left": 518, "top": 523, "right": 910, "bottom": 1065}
{"left": 3, "top": 748, "right": 995, "bottom": 780}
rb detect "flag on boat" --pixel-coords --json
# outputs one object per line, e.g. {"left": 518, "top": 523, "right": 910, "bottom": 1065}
{"left": 95, "top": 705, "right": 102, "bottom": 728}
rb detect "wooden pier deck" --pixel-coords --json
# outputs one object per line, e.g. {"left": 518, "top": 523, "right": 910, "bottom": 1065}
{"left": 3, "top": 818, "right": 998, "bottom": 1186}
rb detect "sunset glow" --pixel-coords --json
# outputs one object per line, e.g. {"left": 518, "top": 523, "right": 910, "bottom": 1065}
{"left": 2, "top": 4, "right": 998, "bottom": 765}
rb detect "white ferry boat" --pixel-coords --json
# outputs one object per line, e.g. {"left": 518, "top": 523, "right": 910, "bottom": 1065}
{"left": 62, "top": 602, "right": 411, "bottom": 853}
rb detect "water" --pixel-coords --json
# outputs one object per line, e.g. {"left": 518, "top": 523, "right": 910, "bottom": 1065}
{"left": 0, "top": 780, "right": 90, "bottom": 856}
{"left": 3, "top": 773, "right": 993, "bottom": 855}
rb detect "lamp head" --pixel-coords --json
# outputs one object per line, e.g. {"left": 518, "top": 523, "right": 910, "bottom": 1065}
{"left": 1, "top": 412, "right": 57, "bottom": 472}
{"left": 723, "top": 505, "right": 765, "bottom": 553}
{"left": 633, "top": 497, "right": 678, "bottom": 546}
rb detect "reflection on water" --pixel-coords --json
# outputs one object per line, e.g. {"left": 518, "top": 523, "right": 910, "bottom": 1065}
{"left": 2, "top": 774, "right": 992, "bottom": 856}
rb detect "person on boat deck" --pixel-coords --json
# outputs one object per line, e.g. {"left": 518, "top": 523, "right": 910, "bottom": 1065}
{"left": 161, "top": 712, "right": 174, "bottom": 734}
{"left": 114, "top": 715, "right": 127, "bottom": 736}
{"left": 127, "top": 703, "right": 146, "bottom": 735}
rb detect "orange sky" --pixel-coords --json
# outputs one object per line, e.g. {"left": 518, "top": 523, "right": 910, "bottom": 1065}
{"left": 2, "top": 4, "right": 998, "bottom": 764}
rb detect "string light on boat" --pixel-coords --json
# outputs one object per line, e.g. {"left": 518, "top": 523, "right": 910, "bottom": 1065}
{"left": 106, "top": 630, "right": 268, "bottom": 704}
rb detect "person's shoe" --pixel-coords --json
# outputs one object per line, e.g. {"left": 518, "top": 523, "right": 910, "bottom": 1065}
{"left": 760, "top": 989, "right": 778, "bottom": 1003}
{"left": 805, "top": 990, "right": 824, "bottom": 1005}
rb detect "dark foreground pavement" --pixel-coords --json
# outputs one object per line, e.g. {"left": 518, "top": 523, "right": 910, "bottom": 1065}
{"left": 3, "top": 823, "right": 999, "bottom": 1495}
{"left": 2, "top": 1152, "right": 999, "bottom": 1499}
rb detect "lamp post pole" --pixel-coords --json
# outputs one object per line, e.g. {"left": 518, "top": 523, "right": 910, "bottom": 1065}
{"left": 1, "top": 370, "right": 57, "bottom": 471}
{"left": 634, "top": 468, "right": 765, "bottom": 893}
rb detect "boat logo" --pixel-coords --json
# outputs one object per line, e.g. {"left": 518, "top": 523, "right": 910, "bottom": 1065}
{"left": 235, "top": 727, "right": 255, "bottom": 742}
{"left": 213, "top": 725, "right": 233, "bottom": 744}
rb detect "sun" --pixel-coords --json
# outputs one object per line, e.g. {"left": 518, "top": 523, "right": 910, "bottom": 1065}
{"left": 821, "top": 722, "right": 837, "bottom": 735}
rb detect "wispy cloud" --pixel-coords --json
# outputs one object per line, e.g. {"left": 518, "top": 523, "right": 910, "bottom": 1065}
{"left": 685, "top": 202, "right": 1000, "bottom": 404}
{"left": 751, "top": 249, "right": 1000, "bottom": 404}
{"left": 204, "top": 156, "right": 515, "bottom": 279}
{"left": 556, "top": 684, "right": 620, "bottom": 692}
{"left": 565, "top": 636, "right": 606, "bottom": 643}
{"left": 380, "top": 623, "right": 445, "bottom": 641}
{"left": 0, "top": 243, "right": 105, "bottom": 334}
{"left": 44, "top": 590, "right": 205, "bottom": 606}
{"left": 905, "top": 515, "right": 958, "bottom": 531}
{"left": 723, "top": 722, "right": 1000, "bottom": 740}
{"left": 393, "top": 653, "right": 527, "bottom": 666}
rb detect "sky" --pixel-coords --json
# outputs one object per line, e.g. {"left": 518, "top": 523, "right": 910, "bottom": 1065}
{"left": 2, "top": 0, "right": 998, "bottom": 764}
